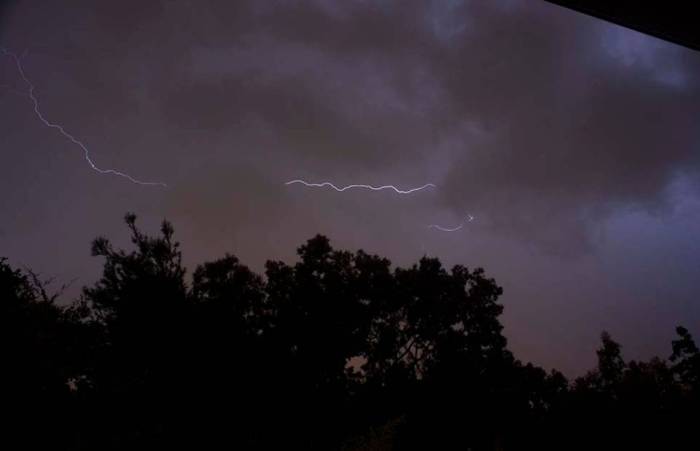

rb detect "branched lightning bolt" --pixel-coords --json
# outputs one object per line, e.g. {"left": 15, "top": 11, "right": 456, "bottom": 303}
{"left": 285, "top": 179, "right": 436, "bottom": 194}
{"left": 1, "top": 47, "right": 166, "bottom": 187}
{"left": 428, "top": 215, "right": 474, "bottom": 232}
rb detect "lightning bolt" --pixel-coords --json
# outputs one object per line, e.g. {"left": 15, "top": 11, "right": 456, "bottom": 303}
{"left": 1, "top": 47, "right": 166, "bottom": 187}
{"left": 428, "top": 215, "right": 474, "bottom": 232}
{"left": 285, "top": 179, "right": 436, "bottom": 194}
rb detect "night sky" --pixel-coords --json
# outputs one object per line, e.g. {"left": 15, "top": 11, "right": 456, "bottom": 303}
{"left": 1, "top": 0, "right": 699, "bottom": 376}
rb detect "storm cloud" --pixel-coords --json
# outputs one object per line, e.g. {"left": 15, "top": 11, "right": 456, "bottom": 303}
{"left": 1, "top": 0, "right": 699, "bottom": 375}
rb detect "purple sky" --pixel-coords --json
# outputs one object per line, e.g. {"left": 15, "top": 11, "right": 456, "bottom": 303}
{"left": 1, "top": 0, "right": 699, "bottom": 376}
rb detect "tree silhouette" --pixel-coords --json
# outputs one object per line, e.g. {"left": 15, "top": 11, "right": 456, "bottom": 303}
{"left": 1, "top": 214, "right": 698, "bottom": 450}
{"left": 0, "top": 258, "right": 92, "bottom": 449}
{"left": 671, "top": 326, "right": 700, "bottom": 393}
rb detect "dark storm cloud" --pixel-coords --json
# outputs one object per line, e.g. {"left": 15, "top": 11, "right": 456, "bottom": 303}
{"left": 59, "top": 0, "right": 696, "bottom": 253}
{"left": 2, "top": 0, "right": 700, "bottom": 375}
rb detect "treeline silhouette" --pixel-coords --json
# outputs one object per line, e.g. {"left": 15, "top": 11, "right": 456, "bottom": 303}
{"left": 2, "top": 213, "right": 698, "bottom": 450}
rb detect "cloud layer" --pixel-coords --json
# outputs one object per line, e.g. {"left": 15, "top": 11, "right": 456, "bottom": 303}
{"left": 1, "top": 0, "right": 699, "bottom": 374}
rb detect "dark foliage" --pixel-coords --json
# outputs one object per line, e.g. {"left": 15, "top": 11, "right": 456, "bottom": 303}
{"left": 1, "top": 214, "right": 698, "bottom": 449}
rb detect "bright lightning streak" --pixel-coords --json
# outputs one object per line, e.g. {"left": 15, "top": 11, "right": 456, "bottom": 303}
{"left": 428, "top": 215, "right": 474, "bottom": 232}
{"left": 285, "top": 179, "right": 436, "bottom": 194}
{"left": 1, "top": 48, "right": 166, "bottom": 187}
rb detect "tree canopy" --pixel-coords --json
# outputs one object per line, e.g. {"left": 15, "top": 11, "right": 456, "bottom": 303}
{"left": 1, "top": 214, "right": 698, "bottom": 450}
